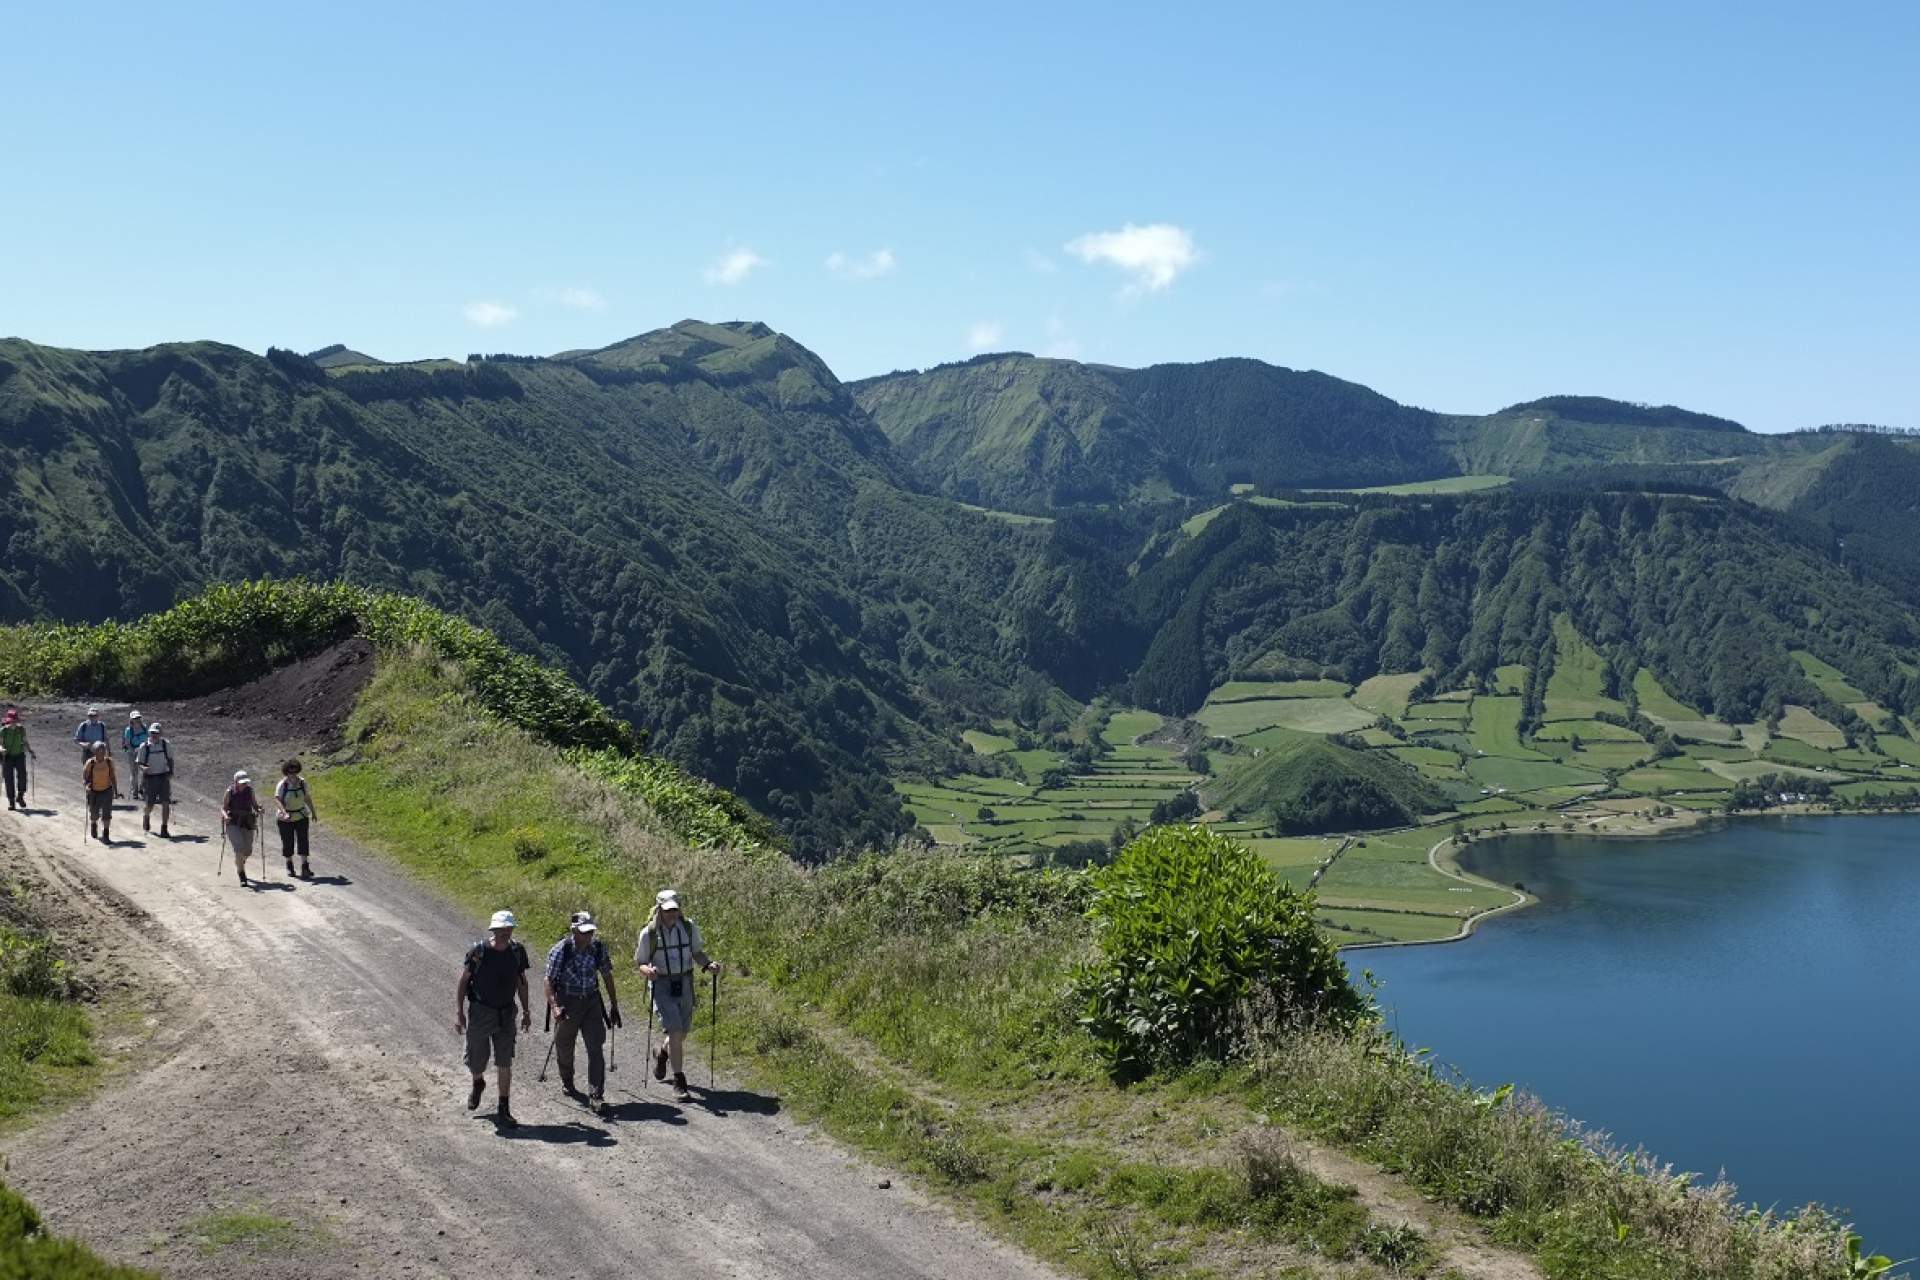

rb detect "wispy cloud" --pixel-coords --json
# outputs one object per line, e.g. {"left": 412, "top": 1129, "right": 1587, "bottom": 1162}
{"left": 826, "top": 248, "right": 897, "bottom": 280}
{"left": 1065, "top": 222, "right": 1199, "bottom": 292}
{"left": 463, "top": 300, "right": 519, "bottom": 328}
{"left": 704, "top": 248, "right": 767, "bottom": 286}
{"left": 966, "top": 321, "right": 1005, "bottom": 351}
{"left": 556, "top": 286, "right": 607, "bottom": 311}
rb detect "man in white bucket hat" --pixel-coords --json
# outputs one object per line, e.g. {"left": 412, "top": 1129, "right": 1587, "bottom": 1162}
{"left": 456, "top": 909, "right": 532, "bottom": 1128}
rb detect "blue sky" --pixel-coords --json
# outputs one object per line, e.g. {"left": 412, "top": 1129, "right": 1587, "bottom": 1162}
{"left": 3, "top": 1, "right": 1914, "bottom": 430}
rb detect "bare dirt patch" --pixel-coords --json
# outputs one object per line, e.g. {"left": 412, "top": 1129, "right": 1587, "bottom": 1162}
{"left": 163, "top": 636, "right": 376, "bottom": 751}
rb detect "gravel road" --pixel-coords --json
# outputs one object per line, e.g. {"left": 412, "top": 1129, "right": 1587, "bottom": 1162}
{"left": 0, "top": 701, "right": 1058, "bottom": 1279}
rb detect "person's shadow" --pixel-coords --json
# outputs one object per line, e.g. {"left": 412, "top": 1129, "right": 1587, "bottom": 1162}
{"left": 599, "top": 1097, "right": 688, "bottom": 1125}
{"left": 687, "top": 1087, "right": 781, "bottom": 1118}
{"left": 491, "top": 1118, "right": 616, "bottom": 1147}
{"left": 307, "top": 873, "right": 353, "bottom": 886}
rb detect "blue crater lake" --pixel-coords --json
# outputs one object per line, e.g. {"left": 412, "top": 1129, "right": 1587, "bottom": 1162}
{"left": 1357, "top": 815, "right": 1919, "bottom": 1259}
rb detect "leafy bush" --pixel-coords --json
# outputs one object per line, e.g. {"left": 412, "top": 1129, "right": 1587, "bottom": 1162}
{"left": 0, "top": 580, "right": 635, "bottom": 755}
{"left": 0, "top": 932, "right": 75, "bottom": 1001}
{"left": 1074, "top": 825, "right": 1362, "bottom": 1077}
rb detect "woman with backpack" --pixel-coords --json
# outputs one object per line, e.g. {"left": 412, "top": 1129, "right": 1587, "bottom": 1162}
{"left": 222, "top": 770, "right": 264, "bottom": 886}
{"left": 275, "top": 759, "right": 317, "bottom": 880}
{"left": 83, "top": 743, "right": 118, "bottom": 842}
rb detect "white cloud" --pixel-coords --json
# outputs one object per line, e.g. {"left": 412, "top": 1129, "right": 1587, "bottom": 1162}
{"left": 556, "top": 286, "right": 606, "bottom": 311}
{"left": 826, "top": 248, "right": 897, "bottom": 280}
{"left": 1064, "top": 222, "right": 1199, "bottom": 292}
{"left": 966, "top": 321, "right": 1005, "bottom": 351}
{"left": 704, "top": 248, "right": 767, "bottom": 285}
{"left": 463, "top": 300, "right": 519, "bottom": 328}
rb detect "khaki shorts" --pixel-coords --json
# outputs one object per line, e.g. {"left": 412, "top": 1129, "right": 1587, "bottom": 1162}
{"left": 465, "top": 1002, "right": 517, "bottom": 1073}
{"left": 651, "top": 976, "right": 696, "bottom": 1033}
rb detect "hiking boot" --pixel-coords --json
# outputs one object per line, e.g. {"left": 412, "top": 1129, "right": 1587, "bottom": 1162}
{"left": 142, "top": 812, "right": 150, "bottom": 832}
{"left": 159, "top": 826, "right": 170, "bottom": 838}
{"left": 672, "top": 1071, "right": 691, "bottom": 1099}
{"left": 285, "top": 858, "right": 296, "bottom": 875}
{"left": 467, "top": 1079, "right": 485, "bottom": 1111}
{"left": 496, "top": 1101, "right": 517, "bottom": 1129}
{"left": 300, "top": 862, "right": 313, "bottom": 880}
{"left": 654, "top": 1047, "right": 669, "bottom": 1080}
{"left": 89, "top": 823, "right": 97, "bottom": 838}
{"left": 560, "top": 1073, "right": 578, "bottom": 1096}
{"left": 238, "top": 870, "right": 249, "bottom": 885}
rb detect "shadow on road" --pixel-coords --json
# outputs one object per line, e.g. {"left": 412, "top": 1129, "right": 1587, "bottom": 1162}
{"left": 689, "top": 1087, "right": 781, "bottom": 1118}
{"left": 492, "top": 1119, "right": 616, "bottom": 1147}
{"left": 600, "top": 1097, "right": 688, "bottom": 1125}
{"left": 308, "top": 874, "right": 353, "bottom": 886}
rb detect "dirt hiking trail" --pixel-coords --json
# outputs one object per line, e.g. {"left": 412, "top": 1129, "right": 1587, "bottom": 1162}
{"left": 0, "top": 698, "right": 1061, "bottom": 1280}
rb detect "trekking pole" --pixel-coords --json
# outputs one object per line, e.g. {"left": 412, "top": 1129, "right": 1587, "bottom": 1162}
{"left": 537, "top": 1004, "right": 555, "bottom": 1082}
{"left": 643, "top": 992, "right": 654, "bottom": 1092}
{"left": 709, "top": 968, "right": 719, "bottom": 1089}
{"left": 217, "top": 819, "right": 228, "bottom": 879}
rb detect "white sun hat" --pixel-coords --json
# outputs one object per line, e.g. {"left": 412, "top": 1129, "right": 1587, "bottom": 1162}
{"left": 489, "top": 910, "right": 518, "bottom": 929}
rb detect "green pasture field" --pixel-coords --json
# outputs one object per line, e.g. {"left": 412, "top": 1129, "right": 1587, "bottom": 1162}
{"left": 1535, "top": 741, "right": 1653, "bottom": 771}
{"left": 1666, "top": 719, "right": 1740, "bottom": 744}
{"left": 1850, "top": 701, "right": 1897, "bottom": 730}
{"left": 1317, "top": 908, "right": 1465, "bottom": 943}
{"left": 962, "top": 729, "right": 1015, "bottom": 755}
{"left": 1791, "top": 650, "right": 1869, "bottom": 703}
{"left": 1458, "top": 797, "right": 1526, "bottom": 814}
{"left": 1776, "top": 705, "right": 1848, "bottom": 750}
{"left": 1677, "top": 743, "right": 1756, "bottom": 761}
{"left": 1533, "top": 719, "right": 1645, "bottom": 742}
{"left": 956, "top": 502, "right": 1053, "bottom": 527}
{"left": 1101, "top": 709, "right": 1164, "bottom": 747}
{"left": 1875, "top": 736, "right": 1920, "bottom": 766}
{"left": 1319, "top": 473, "right": 1512, "bottom": 496}
{"left": 1206, "top": 678, "right": 1352, "bottom": 702}
{"left": 1390, "top": 745, "right": 1462, "bottom": 768}
{"left": 1405, "top": 700, "right": 1470, "bottom": 721}
{"left": 1632, "top": 668, "right": 1702, "bottom": 721}
{"left": 1197, "top": 697, "right": 1375, "bottom": 737}
{"left": 1619, "top": 765, "right": 1732, "bottom": 793}
{"left": 1466, "top": 695, "right": 1549, "bottom": 760}
{"left": 1702, "top": 759, "right": 1839, "bottom": 783}
{"left": 1180, "top": 505, "right": 1229, "bottom": 536}
{"left": 1466, "top": 755, "right": 1604, "bottom": 792}
{"left": 1355, "top": 728, "right": 1402, "bottom": 748}
{"left": 1543, "top": 616, "right": 1628, "bottom": 721}
{"left": 1835, "top": 780, "right": 1920, "bottom": 802}
{"left": 1351, "top": 671, "right": 1425, "bottom": 719}
{"left": 1738, "top": 723, "right": 1772, "bottom": 753}
{"left": 1491, "top": 663, "right": 1529, "bottom": 694}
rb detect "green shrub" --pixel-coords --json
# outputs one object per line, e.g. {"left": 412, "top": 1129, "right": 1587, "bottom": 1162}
{"left": 567, "top": 748, "right": 776, "bottom": 853}
{"left": 0, "top": 932, "right": 75, "bottom": 1001}
{"left": 1074, "top": 825, "right": 1361, "bottom": 1077}
{"left": 0, "top": 1179, "right": 152, "bottom": 1277}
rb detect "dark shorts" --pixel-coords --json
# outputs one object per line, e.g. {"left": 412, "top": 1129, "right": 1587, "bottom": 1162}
{"left": 145, "top": 773, "right": 172, "bottom": 805}
{"left": 87, "top": 790, "right": 113, "bottom": 820}
{"left": 465, "top": 1002, "right": 517, "bottom": 1073}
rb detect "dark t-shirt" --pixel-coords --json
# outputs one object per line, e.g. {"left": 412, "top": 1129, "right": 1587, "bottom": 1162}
{"left": 465, "top": 940, "right": 529, "bottom": 1010}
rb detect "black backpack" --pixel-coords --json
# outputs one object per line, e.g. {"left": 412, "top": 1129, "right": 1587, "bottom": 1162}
{"left": 465, "top": 939, "right": 528, "bottom": 1008}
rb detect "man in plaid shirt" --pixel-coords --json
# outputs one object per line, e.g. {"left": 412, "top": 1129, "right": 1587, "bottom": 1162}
{"left": 543, "top": 912, "right": 621, "bottom": 1109}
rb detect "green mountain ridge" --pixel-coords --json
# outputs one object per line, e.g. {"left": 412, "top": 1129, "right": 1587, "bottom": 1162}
{"left": 9, "top": 319, "right": 1920, "bottom": 858}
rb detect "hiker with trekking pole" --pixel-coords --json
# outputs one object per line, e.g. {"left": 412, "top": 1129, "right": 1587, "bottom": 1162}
{"left": 1, "top": 709, "right": 34, "bottom": 811}
{"left": 122, "top": 711, "right": 148, "bottom": 801}
{"left": 137, "top": 722, "right": 174, "bottom": 837}
{"left": 221, "top": 770, "right": 265, "bottom": 886}
{"left": 72, "top": 706, "right": 109, "bottom": 765}
{"left": 543, "top": 912, "right": 621, "bottom": 1113}
{"left": 82, "top": 743, "right": 119, "bottom": 843}
{"left": 634, "top": 889, "right": 721, "bottom": 1102}
{"left": 457, "top": 910, "right": 532, "bottom": 1130}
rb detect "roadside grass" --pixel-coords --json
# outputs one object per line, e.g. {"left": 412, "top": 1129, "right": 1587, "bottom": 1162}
{"left": 182, "top": 1207, "right": 303, "bottom": 1257}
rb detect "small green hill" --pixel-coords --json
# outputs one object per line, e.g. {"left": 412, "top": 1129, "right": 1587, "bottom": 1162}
{"left": 1203, "top": 732, "right": 1442, "bottom": 833}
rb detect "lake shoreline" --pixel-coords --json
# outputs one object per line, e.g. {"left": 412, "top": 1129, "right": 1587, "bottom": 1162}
{"left": 1337, "top": 804, "right": 1913, "bottom": 952}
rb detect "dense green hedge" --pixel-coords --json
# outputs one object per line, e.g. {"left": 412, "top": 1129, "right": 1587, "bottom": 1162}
{"left": 0, "top": 580, "right": 636, "bottom": 754}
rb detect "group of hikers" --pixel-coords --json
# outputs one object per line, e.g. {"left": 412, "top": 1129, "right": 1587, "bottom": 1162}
{"left": 2, "top": 704, "right": 320, "bottom": 884}
{"left": 458, "top": 889, "right": 722, "bottom": 1125}
{"left": 8, "top": 701, "right": 726, "bottom": 1128}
